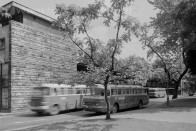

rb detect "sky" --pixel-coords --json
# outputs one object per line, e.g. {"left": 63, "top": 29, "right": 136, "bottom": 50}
{"left": 0, "top": 0, "right": 158, "bottom": 60}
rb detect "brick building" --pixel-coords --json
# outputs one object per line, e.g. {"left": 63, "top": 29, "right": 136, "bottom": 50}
{"left": 0, "top": 1, "right": 78, "bottom": 112}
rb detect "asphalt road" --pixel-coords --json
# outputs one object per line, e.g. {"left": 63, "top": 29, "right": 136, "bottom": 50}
{"left": 0, "top": 97, "right": 169, "bottom": 131}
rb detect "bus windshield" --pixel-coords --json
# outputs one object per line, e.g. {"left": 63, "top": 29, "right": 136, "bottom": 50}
{"left": 149, "top": 89, "right": 156, "bottom": 92}
{"left": 33, "top": 87, "right": 50, "bottom": 96}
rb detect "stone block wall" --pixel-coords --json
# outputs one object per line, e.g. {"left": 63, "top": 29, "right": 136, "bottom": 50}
{"left": 10, "top": 21, "right": 77, "bottom": 112}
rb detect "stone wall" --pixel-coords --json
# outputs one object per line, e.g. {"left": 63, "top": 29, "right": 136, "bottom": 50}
{"left": 10, "top": 21, "right": 77, "bottom": 112}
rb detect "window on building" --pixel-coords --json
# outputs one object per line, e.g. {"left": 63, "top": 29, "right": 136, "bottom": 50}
{"left": 0, "top": 38, "right": 5, "bottom": 50}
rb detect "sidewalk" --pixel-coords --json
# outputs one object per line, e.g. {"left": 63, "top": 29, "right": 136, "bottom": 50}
{"left": 0, "top": 110, "right": 33, "bottom": 117}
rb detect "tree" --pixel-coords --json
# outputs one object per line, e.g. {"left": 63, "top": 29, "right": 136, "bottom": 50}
{"left": 115, "top": 55, "right": 152, "bottom": 85}
{"left": 54, "top": 0, "right": 140, "bottom": 119}
{"left": 140, "top": 0, "right": 196, "bottom": 99}
{"left": 0, "top": 6, "right": 11, "bottom": 22}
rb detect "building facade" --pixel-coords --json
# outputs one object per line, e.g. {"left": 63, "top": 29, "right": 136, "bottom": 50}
{"left": 0, "top": 2, "right": 78, "bottom": 112}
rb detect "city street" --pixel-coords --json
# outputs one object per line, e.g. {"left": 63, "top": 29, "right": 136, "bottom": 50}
{"left": 0, "top": 96, "right": 167, "bottom": 131}
{"left": 1, "top": 95, "right": 196, "bottom": 131}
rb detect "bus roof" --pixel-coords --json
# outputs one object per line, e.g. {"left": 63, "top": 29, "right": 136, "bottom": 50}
{"left": 73, "top": 84, "right": 88, "bottom": 88}
{"left": 35, "top": 84, "right": 72, "bottom": 88}
{"left": 90, "top": 84, "right": 146, "bottom": 90}
{"left": 33, "top": 84, "right": 88, "bottom": 89}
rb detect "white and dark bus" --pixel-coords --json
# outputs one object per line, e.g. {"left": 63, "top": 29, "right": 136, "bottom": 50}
{"left": 82, "top": 84, "right": 149, "bottom": 113}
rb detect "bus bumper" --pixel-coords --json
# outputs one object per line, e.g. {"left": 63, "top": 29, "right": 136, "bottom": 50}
{"left": 82, "top": 105, "right": 107, "bottom": 113}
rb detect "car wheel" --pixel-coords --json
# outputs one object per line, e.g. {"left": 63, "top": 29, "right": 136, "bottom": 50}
{"left": 49, "top": 105, "right": 59, "bottom": 115}
{"left": 112, "top": 104, "right": 118, "bottom": 114}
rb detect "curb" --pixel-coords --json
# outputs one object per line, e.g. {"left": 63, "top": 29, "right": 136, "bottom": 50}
{"left": 0, "top": 111, "right": 34, "bottom": 117}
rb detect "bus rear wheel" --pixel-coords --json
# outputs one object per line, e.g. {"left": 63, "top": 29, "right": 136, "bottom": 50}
{"left": 36, "top": 111, "right": 44, "bottom": 116}
{"left": 112, "top": 104, "right": 118, "bottom": 114}
{"left": 49, "top": 105, "right": 60, "bottom": 115}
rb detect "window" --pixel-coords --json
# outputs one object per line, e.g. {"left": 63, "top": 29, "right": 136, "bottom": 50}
{"left": 118, "top": 89, "right": 121, "bottom": 95}
{"left": 133, "top": 89, "right": 137, "bottom": 94}
{"left": 61, "top": 88, "right": 64, "bottom": 95}
{"left": 126, "top": 89, "right": 129, "bottom": 94}
{"left": 76, "top": 88, "right": 81, "bottom": 94}
{"left": 111, "top": 89, "right": 118, "bottom": 95}
{"left": 0, "top": 38, "right": 5, "bottom": 50}
{"left": 68, "top": 88, "right": 73, "bottom": 94}
{"left": 122, "top": 89, "right": 126, "bottom": 94}
{"left": 130, "top": 89, "right": 133, "bottom": 94}
{"left": 0, "top": 63, "right": 9, "bottom": 87}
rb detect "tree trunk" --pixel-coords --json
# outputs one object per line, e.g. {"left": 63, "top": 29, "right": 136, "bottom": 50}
{"left": 104, "top": 75, "right": 110, "bottom": 120}
{"left": 172, "top": 67, "right": 188, "bottom": 99}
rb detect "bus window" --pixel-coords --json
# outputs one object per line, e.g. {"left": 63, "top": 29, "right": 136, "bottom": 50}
{"left": 68, "top": 88, "right": 73, "bottom": 94}
{"left": 107, "top": 90, "right": 110, "bottom": 96}
{"left": 83, "top": 89, "right": 86, "bottom": 94}
{"left": 123, "top": 89, "right": 126, "bottom": 94}
{"left": 101, "top": 90, "right": 110, "bottom": 96}
{"left": 54, "top": 88, "right": 57, "bottom": 96}
{"left": 134, "top": 89, "right": 136, "bottom": 94}
{"left": 76, "top": 88, "right": 81, "bottom": 94}
{"left": 101, "top": 91, "right": 104, "bottom": 96}
{"left": 127, "top": 89, "right": 129, "bottom": 94}
{"left": 130, "top": 89, "right": 133, "bottom": 94}
{"left": 61, "top": 88, "right": 64, "bottom": 95}
{"left": 118, "top": 89, "right": 121, "bottom": 95}
{"left": 34, "top": 87, "right": 50, "bottom": 96}
{"left": 111, "top": 89, "right": 118, "bottom": 95}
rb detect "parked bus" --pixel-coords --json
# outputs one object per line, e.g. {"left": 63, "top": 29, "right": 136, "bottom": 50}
{"left": 148, "top": 88, "right": 166, "bottom": 98}
{"left": 30, "top": 84, "right": 88, "bottom": 115}
{"left": 82, "top": 84, "right": 149, "bottom": 113}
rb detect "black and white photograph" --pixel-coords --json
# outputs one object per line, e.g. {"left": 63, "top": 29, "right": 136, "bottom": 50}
{"left": 0, "top": 0, "right": 196, "bottom": 131}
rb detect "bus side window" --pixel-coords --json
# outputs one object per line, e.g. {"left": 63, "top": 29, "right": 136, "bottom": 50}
{"left": 123, "top": 89, "right": 126, "bottom": 95}
{"left": 72, "top": 88, "right": 76, "bottom": 94}
{"left": 138, "top": 89, "right": 141, "bottom": 94}
{"left": 130, "top": 89, "right": 132, "bottom": 94}
{"left": 127, "top": 89, "right": 129, "bottom": 94}
{"left": 53, "top": 88, "right": 57, "bottom": 96}
{"left": 76, "top": 88, "right": 81, "bottom": 94}
{"left": 134, "top": 89, "right": 136, "bottom": 94}
{"left": 83, "top": 89, "right": 86, "bottom": 94}
{"left": 111, "top": 89, "right": 117, "bottom": 95}
{"left": 68, "top": 88, "right": 73, "bottom": 94}
{"left": 118, "top": 89, "right": 121, "bottom": 95}
{"left": 61, "top": 88, "right": 64, "bottom": 95}
{"left": 107, "top": 90, "right": 110, "bottom": 96}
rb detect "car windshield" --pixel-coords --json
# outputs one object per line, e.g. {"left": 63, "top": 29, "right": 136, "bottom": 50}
{"left": 33, "top": 87, "right": 50, "bottom": 96}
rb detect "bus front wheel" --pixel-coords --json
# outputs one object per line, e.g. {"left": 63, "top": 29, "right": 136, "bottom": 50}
{"left": 112, "top": 104, "right": 118, "bottom": 114}
{"left": 49, "top": 105, "right": 60, "bottom": 115}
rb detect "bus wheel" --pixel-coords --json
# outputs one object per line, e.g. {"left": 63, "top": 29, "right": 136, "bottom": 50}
{"left": 49, "top": 105, "right": 59, "bottom": 115}
{"left": 112, "top": 104, "right": 118, "bottom": 113}
{"left": 138, "top": 101, "right": 143, "bottom": 109}
{"left": 37, "top": 111, "right": 44, "bottom": 116}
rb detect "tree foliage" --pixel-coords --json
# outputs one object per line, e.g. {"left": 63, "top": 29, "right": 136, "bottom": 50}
{"left": 0, "top": 6, "right": 11, "bottom": 21}
{"left": 140, "top": 0, "right": 196, "bottom": 99}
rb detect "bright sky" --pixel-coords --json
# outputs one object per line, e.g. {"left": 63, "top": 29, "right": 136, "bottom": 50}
{"left": 0, "top": 0, "right": 158, "bottom": 60}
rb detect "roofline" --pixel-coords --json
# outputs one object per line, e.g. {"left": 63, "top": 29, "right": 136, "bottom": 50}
{"left": 3, "top": 1, "right": 56, "bottom": 23}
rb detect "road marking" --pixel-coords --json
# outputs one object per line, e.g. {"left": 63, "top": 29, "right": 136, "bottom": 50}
{"left": 13, "top": 119, "right": 46, "bottom": 124}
